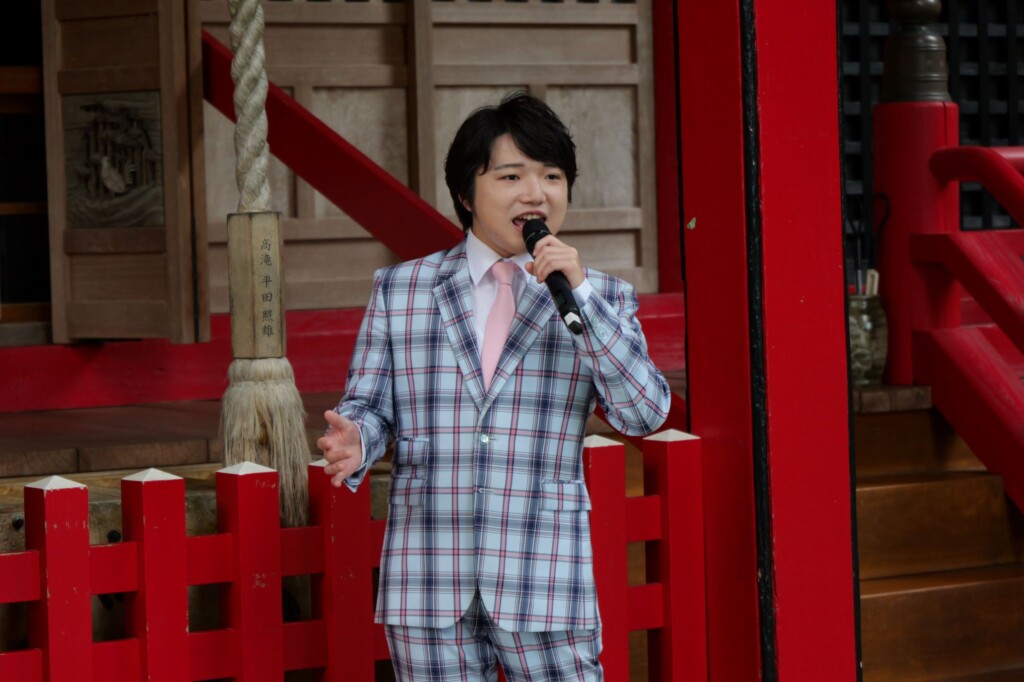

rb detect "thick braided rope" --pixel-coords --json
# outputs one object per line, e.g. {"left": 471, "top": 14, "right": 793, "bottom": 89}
{"left": 228, "top": 0, "right": 271, "bottom": 212}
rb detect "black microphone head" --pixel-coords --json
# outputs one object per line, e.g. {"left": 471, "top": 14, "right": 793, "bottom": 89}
{"left": 522, "top": 219, "right": 550, "bottom": 255}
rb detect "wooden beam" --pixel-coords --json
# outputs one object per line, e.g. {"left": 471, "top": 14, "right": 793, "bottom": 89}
{"left": 406, "top": 0, "right": 437, "bottom": 204}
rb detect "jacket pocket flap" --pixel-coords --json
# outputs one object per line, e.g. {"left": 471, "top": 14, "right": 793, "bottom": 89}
{"left": 389, "top": 476, "right": 425, "bottom": 506}
{"left": 540, "top": 481, "right": 591, "bottom": 511}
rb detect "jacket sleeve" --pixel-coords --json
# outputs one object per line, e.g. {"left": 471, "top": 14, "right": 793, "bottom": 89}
{"left": 573, "top": 278, "right": 671, "bottom": 436}
{"left": 333, "top": 269, "right": 396, "bottom": 490}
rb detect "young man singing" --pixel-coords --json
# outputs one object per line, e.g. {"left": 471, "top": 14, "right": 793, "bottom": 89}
{"left": 319, "top": 92, "right": 670, "bottom": 681}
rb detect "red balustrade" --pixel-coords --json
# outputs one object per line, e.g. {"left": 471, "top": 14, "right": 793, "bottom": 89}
{"left": 875, "top": 97, "right": 1024, "bottom": 510}
{"left": 0, "top": 432, "right": 705, "bottom": 681}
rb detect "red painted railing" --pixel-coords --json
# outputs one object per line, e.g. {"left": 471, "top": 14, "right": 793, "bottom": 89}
{"left": 875, "top": 101, "right": 1024, "bottom": 510}
{"left": 914, "top": 146, "right": 1024, "bottom": 510}
{"left": 930, "top": 147, "right": 1024, "bottom": 228}
{"left": 202, "top": 31, "right": 463, "bottom": 261}
{"left": 0, "top": 432, "right": 705, "bottom": 681}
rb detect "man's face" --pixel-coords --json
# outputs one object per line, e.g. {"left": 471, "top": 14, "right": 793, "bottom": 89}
{"left": 465, "top": 133, "right": 569, "bottom": 258}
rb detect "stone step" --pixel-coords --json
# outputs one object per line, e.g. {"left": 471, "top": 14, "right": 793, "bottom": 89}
{"left": 856, "top": 472, "right": 1016, "bottom": 579}
{"left": 855, "top": 409, "right": 983, "bottom": 477}
{"left": 860, "top": 564, "right": 1024, "bottom": 682}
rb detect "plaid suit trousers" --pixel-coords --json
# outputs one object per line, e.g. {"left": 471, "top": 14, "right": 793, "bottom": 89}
{"left": 386, "top": 590, "right": 603, "bottom": 682}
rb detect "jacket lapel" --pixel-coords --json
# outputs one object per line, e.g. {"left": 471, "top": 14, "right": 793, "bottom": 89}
{"left": 432, "top": 240, "right": 487, "bottom": 411}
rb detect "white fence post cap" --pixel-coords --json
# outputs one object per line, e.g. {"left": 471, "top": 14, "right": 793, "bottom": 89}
{"left": 123, "top": 468, "right": 183, "bottom": 482}
{"left": 644, "top": 429, "right": 700, "bottom": 442}
{"left": 582, "top": 434, "right": 622, "bottom": 448}
{"left": 219, "top": 461, "right": 276, "bottom": 475}
{"left": 25, "top": 476, "right": 86, "bottom": 491}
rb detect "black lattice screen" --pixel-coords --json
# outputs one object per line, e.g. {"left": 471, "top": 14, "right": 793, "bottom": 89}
{"left": 840, "top": 0, "right": 1024, "bottom": 248}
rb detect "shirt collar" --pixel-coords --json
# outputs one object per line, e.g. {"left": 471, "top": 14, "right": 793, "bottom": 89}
{"left": 466, "top": 230, "right": 532, "bottom": 285}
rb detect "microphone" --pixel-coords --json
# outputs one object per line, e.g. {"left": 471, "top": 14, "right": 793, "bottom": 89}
{"left": 522, "top": 219, "right": 584, "bottom": 335}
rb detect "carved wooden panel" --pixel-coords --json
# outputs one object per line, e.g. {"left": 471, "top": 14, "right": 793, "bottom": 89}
{"left": 199, "top": 0, "right": 657, "bottom": 312}
{"left": 43, "top": 0, "right": 208, "bottom": 342}
{"left": 62, "top": 92, "right": 165, "bottom": 229}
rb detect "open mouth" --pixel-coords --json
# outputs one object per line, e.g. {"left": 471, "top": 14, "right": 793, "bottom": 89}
{"left": 512, "top": 213, "right": 546, "bottom": 230}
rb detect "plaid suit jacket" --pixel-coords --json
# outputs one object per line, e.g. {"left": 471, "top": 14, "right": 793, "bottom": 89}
{"left": 336, "top": 237, "right": 670, "bottom": 632}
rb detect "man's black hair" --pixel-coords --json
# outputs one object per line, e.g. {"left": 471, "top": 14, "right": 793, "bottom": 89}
{"left": 444, "top": 92, "right": 577, "bottom": 231}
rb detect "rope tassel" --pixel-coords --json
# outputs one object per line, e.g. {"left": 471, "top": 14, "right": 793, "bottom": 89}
{"left": 221, "top": 358, "right": 308, "bottom": 527}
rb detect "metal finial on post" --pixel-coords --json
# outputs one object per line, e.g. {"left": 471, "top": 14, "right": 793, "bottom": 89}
{"left": 882, "top": 0, "right": 951, "bottom": 103}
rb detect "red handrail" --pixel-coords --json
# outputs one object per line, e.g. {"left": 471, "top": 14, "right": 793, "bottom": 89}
{"left": 906, "top": 143, "right": 1024, "bottom": 511}
{"left": 911, "top": 230, "right": 1024, "bottom": 355}
{"left": 201, "top": 31, "right": 463, "bottom": 261}
{"left": 990, "top": 146, "right": 1024, "bottom": 173}
{"left": 930, "top": 146, "right": 1024, "bottom": 227}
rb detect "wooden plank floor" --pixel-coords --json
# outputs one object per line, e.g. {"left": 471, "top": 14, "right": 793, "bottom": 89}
{"left": 0, "top": 391, "right": 342, "bottom": 480}
{"left": 0, "top": 370, "right": 687, "bottom": 482}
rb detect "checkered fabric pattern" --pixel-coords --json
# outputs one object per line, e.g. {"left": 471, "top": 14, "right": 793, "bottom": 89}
{"left": 386, "top": 591, "right": 603, "bottom": 682}
{"left": 336, "top": 237, "right": 670, "bottom": 632}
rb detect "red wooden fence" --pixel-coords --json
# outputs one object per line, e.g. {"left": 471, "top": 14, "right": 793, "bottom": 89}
{"left": 0, "top": 432, "right": 704, "bottom": 681}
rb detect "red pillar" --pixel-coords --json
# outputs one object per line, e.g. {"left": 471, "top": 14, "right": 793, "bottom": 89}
{"left": 677, "top": 0, "right": 762, "bottom": 676}
{"left": 751, "top": 0, "right": 859, "bottom": 677}
{"left": 679, "top": 0, "right": 858, "bottom": 678}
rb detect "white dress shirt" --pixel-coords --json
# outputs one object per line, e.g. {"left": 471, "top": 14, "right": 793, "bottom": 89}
{"left": 465, "top": 229, "right": 592, "bottom": 347}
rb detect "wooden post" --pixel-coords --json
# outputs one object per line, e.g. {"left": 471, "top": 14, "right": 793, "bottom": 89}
{"left": 227, "top": 211, "right": 286, "bottom": 359}
{"left": 644, "top": 430, "right": 707, "bottom": 682}
{"left": 308, "top": 460, "right": 374, "bottom": 681}
{"left": 24, "top": 477, "right": 93, "bottom": 682}
{"left": 406, "top": 0, "right": 437, "bottom": 204}
{"left": 217, "top": 462, "right": 285, "bottom": 680}
{"left": 582, "top": 435, "right": 629, "bottom": 681}
{"left": 121, "top": 469, "right": 189, "bottom": 682}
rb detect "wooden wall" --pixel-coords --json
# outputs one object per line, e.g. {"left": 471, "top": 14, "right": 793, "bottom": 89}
{"left": 199, "top": 0, "right": 657, "bottom": 313}
{"left": 42, "top": 0, "right": 207, "bottom": 343}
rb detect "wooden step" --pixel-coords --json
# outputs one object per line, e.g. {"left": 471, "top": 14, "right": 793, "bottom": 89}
{"left": 936, "top": 668, "right": 1024, "bottom": 681}
{"left": 855, "top": 410, "right": 983, "bottom": 477}
{"left": 856, "top": 472, "right": 1016, "bottom": 579}
{"left": 860, "top": 564, "right": 1024, "bottom": 682}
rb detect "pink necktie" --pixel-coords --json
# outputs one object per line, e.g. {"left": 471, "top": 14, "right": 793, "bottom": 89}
{"left": 482, "top": 260, "right": 516, "bottom": 389}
